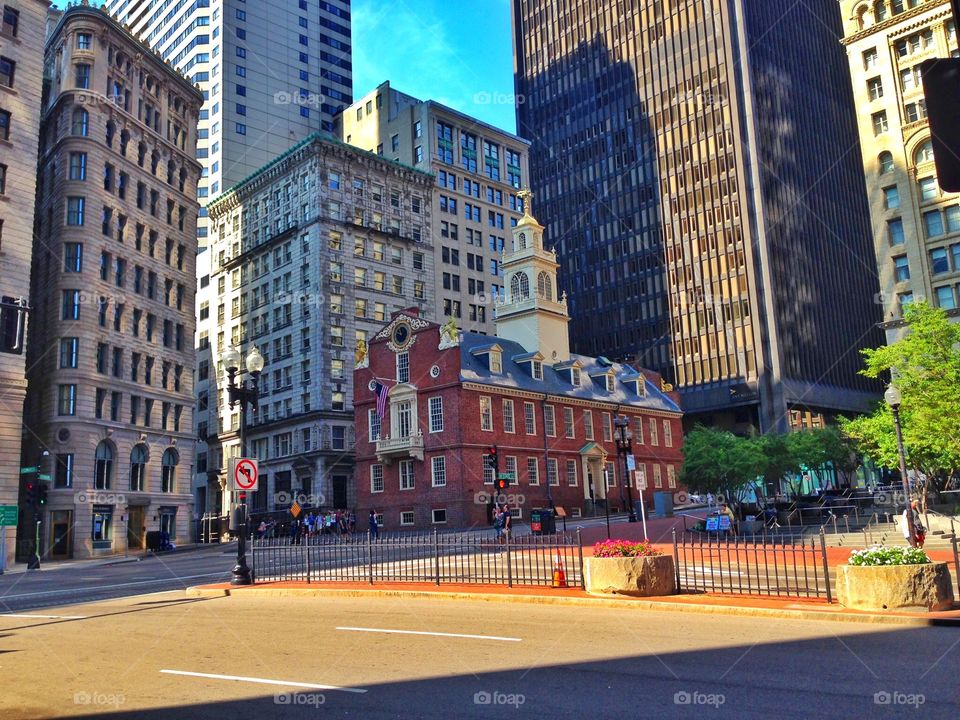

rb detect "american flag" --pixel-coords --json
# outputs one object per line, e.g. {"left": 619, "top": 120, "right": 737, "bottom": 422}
{"left": 374, "top": 380, "right": 390, "bottom": 419}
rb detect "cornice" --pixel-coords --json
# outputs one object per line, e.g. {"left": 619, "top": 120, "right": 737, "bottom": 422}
{"left": 841, "top": 3, "right": 952, "bottom": 45}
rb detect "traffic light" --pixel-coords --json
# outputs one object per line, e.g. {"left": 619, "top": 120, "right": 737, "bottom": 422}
{"left": 24, "top": 481, "right": 36, "bottom": 506}
{"left": 921, "top": 58, "right": 960, "bottom": 192}
{"left": 485, "top": 445, "right": 499, "bottom": 473}
{"left": 38, "top": 482, "right": 48, "bottom": 506}
{"left": 496, "top": 477, "right": 508, "bottom": 492}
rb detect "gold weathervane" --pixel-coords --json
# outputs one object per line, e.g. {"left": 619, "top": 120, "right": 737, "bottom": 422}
{"left": 517, "top": 188, "right": 534, "bottom": 216}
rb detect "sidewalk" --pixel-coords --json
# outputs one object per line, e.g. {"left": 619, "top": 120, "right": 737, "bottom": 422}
{"left": 186, "top": 579, "right": 960, "bottom": 627}
{"left": 1, "top": 542, "right": 219, "bottom": 575}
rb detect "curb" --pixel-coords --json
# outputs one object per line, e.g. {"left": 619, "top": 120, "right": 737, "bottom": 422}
{"left": 184, "top": 585, "right": 960, "bottom": 627}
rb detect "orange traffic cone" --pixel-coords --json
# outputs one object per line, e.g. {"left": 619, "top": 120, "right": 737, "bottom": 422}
{"left": 552, "top": 553, "right": 567, "bottom": 588}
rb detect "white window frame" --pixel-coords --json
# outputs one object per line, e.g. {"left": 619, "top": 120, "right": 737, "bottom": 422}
{"left": 649, "top": 418, "right": 659, "bottom": 446}
{"left": 663, "top": 419, "right": 673, "bottom": 448}
{"left": 505, "top": 456, "right": 518, "bottom": 485}
{"left": 429, "top": 396, "right": 443, "bottom": 433}
{"left": 399, "top": 460, "right": 415, "bottom": 490}
{"left": 502, "top": 398, "right": 515, "bottom": 433}
{"left": 368, "top": 408, "right": 381, "bottom": 442}
{"left": 547, "top": 458, "right": 559, "bottom": 486}
{"left": 400, "top": 510, "right": 415, "bottom": 526}
{"left": 566, "top": 459, "right": 579, "bottom": 486}
{"left": 633, "top": 417, "right": 644, "bottom": 444}
{"left": 431, "top": 455, "right": 446, "bottom": 487}
{"left": 604, "top": 461, "right": 616, "bottom": 488}
{"left": 527, "top": 457, "right": 540, "bottom": 485}
{"left": 653, "top": 464, "right": 663, "bottom": 488}
{"left": 563, "top": 407, "right": 575, "bottom": 439}
{"left": 584, "top": 410, "right": 594, "bottom": 440}
{"left": 490, "top": 351, "right": 502, "bottom": 373}
{"left": 532, "top": 360, "right": 543, "bottom": 380}
{"left": 479, "top": 395, "right": 493, "bottom": 431}
{"left": 667, "top": 464, "right": 677, "bottom": 489}
{"left": 544, "top": 405, "right": 556, "bottom": 437}
{"left": 523, "top": 401, "right": 536, "bottom": 435}
{"left": 370, "top": 464, "right": 384, "bottom": 493}
{"left": 602, "top": 413, "right": 613, "bottom": 442}
{"left": 431, "top": 508, "right": 447, "bottom": 524}
{"left": 396, "top": 351, "right": 410, "bottom": 383}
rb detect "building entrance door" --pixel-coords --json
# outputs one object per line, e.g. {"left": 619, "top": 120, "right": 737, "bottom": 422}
{"left": 49, "top": 510, "right": 73, "bottom": 559}
{"left": 332, "top": 475, "right": 348, "bottom": 508}
{"left": 127, "top": 507, "right": 145, "bottom": 550}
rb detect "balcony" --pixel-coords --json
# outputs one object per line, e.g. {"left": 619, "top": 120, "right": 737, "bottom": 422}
{"left": 375, "top": 433, "right": 424, "bottom": 464}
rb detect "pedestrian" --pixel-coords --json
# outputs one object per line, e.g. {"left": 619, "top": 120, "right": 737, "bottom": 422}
{"left": 349, "top": 510, "right": 357, "bottom": 534}
{"left": 369, "top": 509, "right": 379, "bottom": 540}
{"left": 289, "top": 518, "right": 299, "bottom": 545}
{"left": 493, "top": 505, "right": 504, "bottom": 542}
{"left": 903, "top": 500, "right": 926, "bottom": 548}
{"left": 721, "top": 503, "right": 737, "bottom": 536}
{"left": 257, "top": 520, "right": 267, "bottom": 539}
{"left": 501, "top": 505, "right": 512, "bottom": 541}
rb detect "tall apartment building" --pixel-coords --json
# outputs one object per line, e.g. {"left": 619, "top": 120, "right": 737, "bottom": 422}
{"left": 513, "top": 0, "right": 885, "bottom": 433}
{"left": 21, "top": 5, "right": 203, "bottom": 560}
{"left": 104, "top": 0, "right": 353, "bottom": 243}
{"left": 336, "top": 81, "right": 530, "bottom": 336}
{"left": 840, "top": 0, "right": 960, "bottom": 342}
{"left": 0, "top": 0, "right": 48, "bottom": 569}
{"left": 200, "top": 134, "right": 434, "bottom": 519}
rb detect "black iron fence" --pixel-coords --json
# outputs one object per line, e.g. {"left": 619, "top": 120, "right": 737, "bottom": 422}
{"left": 672, "top": 528, "right": 833, "bottom": 602}
{"left": 250, "top": 530, "right": 585, "bottom": 589}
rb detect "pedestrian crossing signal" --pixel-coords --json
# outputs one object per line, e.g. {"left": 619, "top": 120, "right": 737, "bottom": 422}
{"left": 496, "top": 477, "right": 508, "bottom": 492}
{"left": 485, "top": 445, "right": 499, "bottom": 472}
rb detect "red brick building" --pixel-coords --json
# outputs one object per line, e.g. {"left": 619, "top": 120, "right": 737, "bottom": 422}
{"left": 353, "top": 199, "right": 683, "bottom": 530}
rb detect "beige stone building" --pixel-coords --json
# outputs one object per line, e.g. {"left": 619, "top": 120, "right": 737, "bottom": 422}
{"left": 200, "top": 134, "right": 434, "bottom": 519}
{"left": 22, "top": 4, "right": 203, "bottom": 560}
{"left": 840, "top": 0, "right": 960, "bottom": 340}
{"left": 0, "top": 0, "right": 48, "bottom": 569}
{"left": 336, "top": 82, "right": 529, "bottom": 336}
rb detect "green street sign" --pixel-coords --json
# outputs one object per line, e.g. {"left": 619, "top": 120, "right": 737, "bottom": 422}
{"left": 0, "top": 505, "right": 18, "bottom": 527}
{"left": 38, "top": 474, "right": 52, "bottom": 481}
{"left": 497, "top": 472, "right": 516, "bottom": 480}
{"left": 19, "top": 466, "right": 37, "bottom": 474}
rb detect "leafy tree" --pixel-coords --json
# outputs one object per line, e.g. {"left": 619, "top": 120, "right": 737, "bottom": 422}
{"left": 755, "top": 433, "right": 801, "bottom": 499}
{"left": 680, "top": 426, "right": 763, "bottom": 506}
{"left": 844, "top": 302, "right": 960, "bottom": 504}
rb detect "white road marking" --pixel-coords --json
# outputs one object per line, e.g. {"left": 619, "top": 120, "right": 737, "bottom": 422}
{"left": 159, "top": 669, "right": 367, "bottom": 693}
{"left": 336, "top": 626, "right": 522, "bottom": 642}
{"left": 0, "top": 572, "right": 227, "bottom": 599}
{"left": 1, "top": 613, "right": 87, "bottom": 619}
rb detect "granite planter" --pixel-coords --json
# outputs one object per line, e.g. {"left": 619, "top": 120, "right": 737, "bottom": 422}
{"left": 584, "top": 555, "right": 676, "bottom": 597}
{"left": 835, "top": 563, "right": 955, "bottom": 611}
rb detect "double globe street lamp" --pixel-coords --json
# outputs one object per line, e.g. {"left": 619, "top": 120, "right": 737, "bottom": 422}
{"left": 883, "top": 384, "right": 916, "bottom": 547}
{"left": 222, "top": 344, "right": 265, "bottom": 585}
{"left": 613, "top": 416, "right": 638, "bottom": 524}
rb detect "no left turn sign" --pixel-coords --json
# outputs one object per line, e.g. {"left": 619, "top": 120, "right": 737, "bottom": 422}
{"left": 229, "top": 457, "right": 259, "bottom": 492}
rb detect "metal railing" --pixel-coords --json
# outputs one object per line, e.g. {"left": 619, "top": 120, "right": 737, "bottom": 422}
{"left": 672, "top": 528, "right": 832, "bottom": 602}
{"left": 250, "top": 529, "right": 584, "bottom": 589}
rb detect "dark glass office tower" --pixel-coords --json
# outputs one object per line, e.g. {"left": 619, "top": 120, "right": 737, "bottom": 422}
{"left": 513, "top": 0, "right": 884, "bottom": 433}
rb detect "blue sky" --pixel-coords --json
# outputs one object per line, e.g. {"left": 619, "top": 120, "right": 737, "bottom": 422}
{"left": 54, "top": 0, "right": 519, "bottom": 134}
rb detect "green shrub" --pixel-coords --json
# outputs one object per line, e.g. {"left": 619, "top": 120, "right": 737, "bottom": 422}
{"left": 848, "top": 545, "right": 930, "bottom": 566}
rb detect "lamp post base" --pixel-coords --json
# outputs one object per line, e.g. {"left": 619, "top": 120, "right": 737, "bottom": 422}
{"left": 628, "top": 512, "right": 638, "bottom": 523}
{"left": 231, "top": 562, "right": 252, "bottom": 585}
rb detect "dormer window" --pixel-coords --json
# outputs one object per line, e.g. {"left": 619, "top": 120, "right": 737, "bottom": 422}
{"left": 490, "top": 351, "right": 502, "bottom": 373}
{"left": 605, "top": 374, "right": 615, "bottom": 392}
{"left": 571, "top": 368, "right": 581, "bottom": 387}
{"left": 532, "top": 360, "right": 543, "bottom": 380}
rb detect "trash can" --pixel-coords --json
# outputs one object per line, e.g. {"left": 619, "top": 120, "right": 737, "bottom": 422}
{"left": 145, "top": 530, "right": 163, "bottom": 551}
{"left": 530, "top": 509, "right": 544, "bottom": 535}
{"left": 530, "top": 508, "right": 556, "bottom": 535}
{"left": 653, "top": 492, "right": 674, "bottom": 518}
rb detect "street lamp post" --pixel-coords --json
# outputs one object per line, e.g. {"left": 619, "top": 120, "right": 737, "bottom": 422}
{"left": 222, "top": 345, "right": 264, "bottom": 585}
{"left": 614, "top": 416, "right": 638, "bottom": 523}
{"left": 884, "top": 384, "right": 916, "bottom": 547}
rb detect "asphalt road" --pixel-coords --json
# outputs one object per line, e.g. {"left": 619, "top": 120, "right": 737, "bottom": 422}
{"left": 0, "top": 545, "right": 234, "bottom": 613}
{"left": 1, "top": 592, "right": 957, "bottom": 719}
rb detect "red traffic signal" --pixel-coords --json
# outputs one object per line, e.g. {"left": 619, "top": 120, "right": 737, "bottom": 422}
{"left": 496, "top": 478, "right": 508, "bottom": 491}
{"left": 485, "top": 445, "right": 499, "bottom": 471}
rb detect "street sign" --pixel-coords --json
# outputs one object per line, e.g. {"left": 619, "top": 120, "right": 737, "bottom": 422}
{"left": 497, "top": 472, "right": 516, "bottom": 480}
{"left": 634, "top": 470, "right": 647, "bottom": 491}
{"left": 19, "top": 466, "right": 37, "bottom": 474}
{"left": 290, "top": 502, "right": 302, "bottom": 518}
{"left": 0, "top": 505, "right": 17, "bottom": 527}
{"left": 228, "top": 457, "right": 259, "bottom": 492}
{"left": 38, "top": 474, "right": 52, "bottom": 481}
{"left": 626, "top": 455, "right": 636, "bottom": 472}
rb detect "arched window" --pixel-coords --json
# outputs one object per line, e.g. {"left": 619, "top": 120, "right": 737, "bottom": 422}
{"left": 518, "top": 232, "right": 527, "bottom": 250}
{"left": 161, "top": 448, "right": 178, "bottom": 493}
{"left": 915, "top": 139, "right": 934, "bottom": 165}
{"left": 179, "top": 168, "right": 187, "bottom": 192}
{"left": 510, "top": 273, "right": 520, "bottom": 299}
{"left": 874, "top": 0, "right": 887, "bottom": 21}
{"left": 537, "top": 271, "right": 553, "bottom": 301}
{"left": 73, "top": 108, "right": 89, "bottom": 136}
{"left": 129, "top": 444, "right": 148, "bottom": 492}
{"left": 95, "top": 441, "right": 114, "bottom": 490}
{"left": 856, "top": 5, "right": 869, "bottom": 30}
{"left": 510, "top": 272, "right": 530, "bottom": 300}
{"left": 878, "top": 151, "right": 894, "bottom": 174}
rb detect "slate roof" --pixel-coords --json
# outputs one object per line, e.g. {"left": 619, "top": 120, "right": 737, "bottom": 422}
{"left": 458, "top": 333, "right": 682, "bottom": 414}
